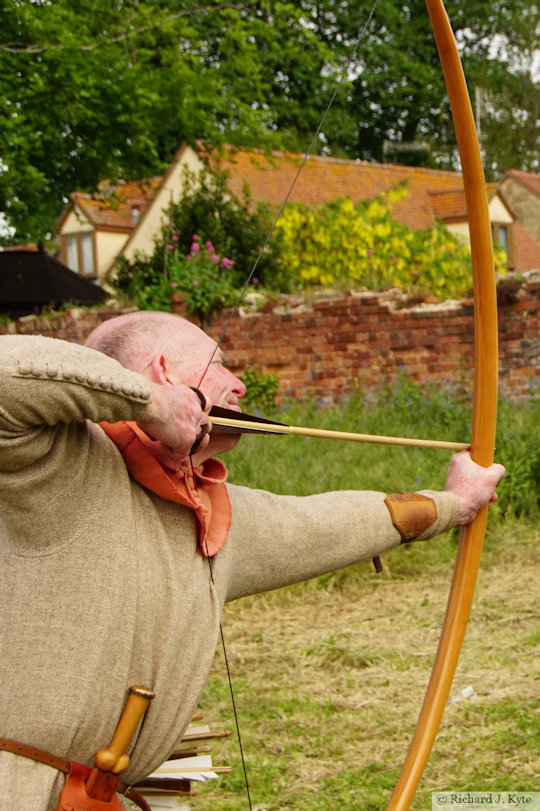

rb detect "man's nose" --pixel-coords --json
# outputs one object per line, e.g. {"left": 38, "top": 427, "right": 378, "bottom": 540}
{"left": 230, "top": 370, "right": 247, "bottom": 398}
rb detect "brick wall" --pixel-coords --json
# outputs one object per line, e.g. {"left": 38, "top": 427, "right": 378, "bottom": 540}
{"left": 203, "top": 276, "right": 540, "bottom": 404}
{"left": 2, "top": 276, "right": 539, "bottom": 403}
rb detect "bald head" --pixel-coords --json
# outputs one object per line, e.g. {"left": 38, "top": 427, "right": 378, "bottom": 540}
{"left": 85, "top": 311, "right": 211, "bottom": 373}
{"left": 87, "top": 310, "right": 246, "bottom": 459}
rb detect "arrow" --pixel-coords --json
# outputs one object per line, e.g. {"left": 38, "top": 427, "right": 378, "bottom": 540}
{"left": 209, "top": 406, "right": 470, "bottom": 452}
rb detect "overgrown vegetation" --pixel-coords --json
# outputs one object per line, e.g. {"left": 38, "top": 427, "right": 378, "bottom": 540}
{"left": 110, "top": 168, "right": 292, "bottom": 320}
{"left": 111, "top": 169, "right": 508, "bottom": 313}
{"left": 110, "top": 168, "right": 285, "bottom": 315}
{"left": 113, "top": 234, "right": 242, "bottom": 324}
{"left": 190, "top": 380, "right": 540, "bottom": 809}
{"left": 275, "top": 187, "right": 508, "bottom": 299}
{"left": 157, "top": 168, "right": 286, "bottom": 290}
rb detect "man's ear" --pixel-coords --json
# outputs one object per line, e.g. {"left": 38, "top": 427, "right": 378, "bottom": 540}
{"left": 148, "top": 354, "right": 174, "bottom": 385}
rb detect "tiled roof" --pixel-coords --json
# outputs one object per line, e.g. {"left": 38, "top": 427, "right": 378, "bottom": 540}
{"left": 504, "top": 169, "right": 540, "bottom": 197}
{"left": 210, "top": 147, "right": 467, "bottom": 230}
{"left": 513, "top": 222, "right": 540, "bottom": 271}
{"left": 428, "top": 183, "right": 498, "bottom": 223}
{"left": 71, "top": 177, "right": 163, "bottom": 231}
{"left": 428, "top": 189, "right": 467, "bottom": 221}
{"left": 60, "top": 147, "right": 530, "bottom": 244}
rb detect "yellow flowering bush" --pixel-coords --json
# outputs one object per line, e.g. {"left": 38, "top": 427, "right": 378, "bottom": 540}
{"left": 275, "top": 186, "right": 506, "bottom": 300}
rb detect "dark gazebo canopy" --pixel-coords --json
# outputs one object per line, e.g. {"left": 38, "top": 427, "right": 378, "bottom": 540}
{"left": 0, "top": 250, "right": 106, "bottom": 319}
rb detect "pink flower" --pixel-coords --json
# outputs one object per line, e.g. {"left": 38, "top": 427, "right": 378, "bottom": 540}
{"left": 172, "top": 235, "right": 179, "bottom": 242}
{"left": 193, "top": 280, "right": 200, "bottom": 287}
{"left": 170, "top": 282, "right": 177, "bottom": 288}
{"left": 221, "top": 257, "right": 235, "bottom": 270}
{"left": 192, "top": 234, "right": 199, "bottom": 241}
{"left": 190, "top": 242, "right": 200, "bottom": 254}
{"left": 367, "top": 249, "right": 374, "bottom": 255}
{"left": 211, "top": 253, "right": 220, "bottom": 264}
{"left": 167, "top": 243, "right": 174, "bottom": 251}
{"left": 252, "top": 277, "right": 259, "bottom": 285}
{"left": 205, "top": 241, "right": 215, "bottom": 253}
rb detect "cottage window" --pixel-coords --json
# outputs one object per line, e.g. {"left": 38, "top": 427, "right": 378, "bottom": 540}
{"left": 80, "top": 234, "right": 94, "bottom": 275}
{"left": 66, "top": 236, "right": 79, "bottom": 271}
{"left": 492, "top": 223, "right": 513, "bottom": 267}
{"left": 63, "top": 233, "right": 96, "bottom": 277}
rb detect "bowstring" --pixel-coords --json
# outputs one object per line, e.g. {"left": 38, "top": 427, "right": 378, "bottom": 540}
{"left": 194, "top": 2, "right": 381, "bottom": 805}
{"left": 188, "top": 453, "right": 254, "bottom": 807}
{"left": 202, "top": 525, "right": 254, "bottom": 808}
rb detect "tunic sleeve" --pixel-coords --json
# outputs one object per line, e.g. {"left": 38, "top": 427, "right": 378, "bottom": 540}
{"left": 217, "top": 484, "right": 460, "bottom": 601}
{"left": 0, "top": 334, "right": 151, "bottom": 553}
{"left": 0, "top": 334, "right": 151, "bottom": 472}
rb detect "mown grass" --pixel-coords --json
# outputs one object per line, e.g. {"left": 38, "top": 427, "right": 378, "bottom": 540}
{"left": 191, "top": 381, "right": 540, "bottom": 810}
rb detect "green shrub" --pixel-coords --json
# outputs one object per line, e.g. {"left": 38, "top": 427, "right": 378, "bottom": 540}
{"left": 162, "top": 166, "right": 282, "bottom": 288}
{"left": 241, "top": 367, "right": 279, "bottom": 413}
{"left": 274, "top": 188, "right": 507, "bottom": 299}
{"left": 109, "top": 166, "right": 290, "bottom": 314}
{"left": 167, "top": 236, "right": 240, "bottom": 321}
{"left": 111, "top": 237, "right": 239, "bottom": 320}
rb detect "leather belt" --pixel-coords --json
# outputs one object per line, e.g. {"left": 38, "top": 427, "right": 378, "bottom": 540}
{"left": 0, "top": 737, "right": 151, "bottom": 811}
{"left": 0, "top": 737, "right": 70, "bottom": 773}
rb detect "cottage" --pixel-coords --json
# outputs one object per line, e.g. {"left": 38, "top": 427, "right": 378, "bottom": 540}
{"left": 55, "top": 145, "right": 540, "bottom": 282}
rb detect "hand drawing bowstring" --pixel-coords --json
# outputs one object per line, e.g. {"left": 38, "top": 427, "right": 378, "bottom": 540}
{"left": 195, "top": 2, "right": 498, "bottom": 809}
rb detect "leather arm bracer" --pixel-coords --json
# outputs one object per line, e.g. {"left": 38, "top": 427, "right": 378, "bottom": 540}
{"left": 384, "top": 493, "right": 437, "bottom": 542}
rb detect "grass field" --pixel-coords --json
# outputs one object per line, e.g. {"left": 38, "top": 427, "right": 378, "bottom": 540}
{"left": 190, "top": 384, "right": 540, "bottom": 810}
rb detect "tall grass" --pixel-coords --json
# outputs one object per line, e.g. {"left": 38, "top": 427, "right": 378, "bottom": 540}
{"left": 226, "top": 375, "right": 540, "bottom": 523}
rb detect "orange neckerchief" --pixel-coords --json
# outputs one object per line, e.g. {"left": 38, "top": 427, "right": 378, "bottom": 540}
{"left": 100, "top": 421, "right": 231, "bottom": 557}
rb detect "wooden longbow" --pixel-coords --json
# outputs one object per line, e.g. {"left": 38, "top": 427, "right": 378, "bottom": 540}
{"left": 385, "top": 1, "right": 498, "bottom": 808}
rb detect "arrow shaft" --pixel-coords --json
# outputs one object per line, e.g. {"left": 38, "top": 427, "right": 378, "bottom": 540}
{"left": 209, "top": 416, "right": 470, "bottom": 451}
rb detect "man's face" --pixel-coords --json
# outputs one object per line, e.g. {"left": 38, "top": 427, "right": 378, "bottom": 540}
{"left": 167, "top": 332, "right": 246, "bottom": 411}
{"left": 163, "top": 327, "right": 247, "bottom": 461}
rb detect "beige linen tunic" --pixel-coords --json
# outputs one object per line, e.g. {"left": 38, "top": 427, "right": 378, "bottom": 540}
{"left": 0, "top": 335, "right": 460, "bottom": 810}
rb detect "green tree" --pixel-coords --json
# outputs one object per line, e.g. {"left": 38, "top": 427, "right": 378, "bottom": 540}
{"left": 1, "top": 0, "right": 537, "bottom": 243}
{"left": 454, "top": 0, "right": 539, "bottom": 175}
{"left": 0, "top": 0, "right": 322, "bottom": 243}
{"left": 301, "top": 0, "right": 539, "bottom": 169}
{"left": 479, "top": 75, "right": 539, "bottom": 175}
